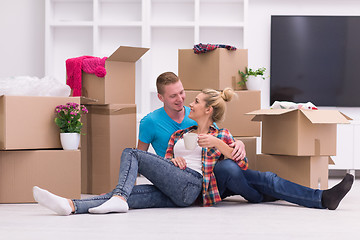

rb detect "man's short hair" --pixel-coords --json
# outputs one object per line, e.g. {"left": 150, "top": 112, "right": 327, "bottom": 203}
{"left": 156, "top": 72, "right": 179, "bottom": 94}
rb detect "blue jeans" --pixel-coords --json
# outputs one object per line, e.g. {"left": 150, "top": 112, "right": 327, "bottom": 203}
{"left": 73, "top": 149, "right": 203, "bottom": 214}
{"left": 214, "top": 159, "right": 324, "bottom": 209}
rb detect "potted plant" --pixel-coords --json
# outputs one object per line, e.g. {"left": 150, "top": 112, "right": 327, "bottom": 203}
{"left": 55, "top": 102, "right": 88, "bottom": 150}
{"left": 238, "top": 67, "right": 268, "bottom": 90}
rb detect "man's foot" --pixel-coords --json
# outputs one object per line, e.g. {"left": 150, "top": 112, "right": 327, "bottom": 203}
{"left": 89, "top": 196, "right": 129, "bottom": 214}
{"left": 33, "top": 186, "right": 72, "bottom": 215}
{"left": 321, "top": 173, "right": 354, "bottom": 210}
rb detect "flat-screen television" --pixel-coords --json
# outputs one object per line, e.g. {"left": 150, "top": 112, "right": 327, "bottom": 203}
{"left": 271, "top": 16, "right": 360, "bottom": 107}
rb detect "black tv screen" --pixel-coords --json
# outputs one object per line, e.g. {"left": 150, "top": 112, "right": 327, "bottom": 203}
{"left": 271, "top": 16, "right": 360, "bottom": 107}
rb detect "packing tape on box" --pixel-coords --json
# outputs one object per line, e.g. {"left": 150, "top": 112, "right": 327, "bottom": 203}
{"left": 90, "top": 105, "right": 136, "bottom": 115}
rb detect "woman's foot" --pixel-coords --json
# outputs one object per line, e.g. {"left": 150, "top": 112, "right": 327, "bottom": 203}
{"left": 321, "top": 173, "right": 354, "bottom": 210}
{"left": 89, "top": 195, "right": 129, "bottom": 214}
{"left": 33, "top": 186, "right": 72, "bottom": 215}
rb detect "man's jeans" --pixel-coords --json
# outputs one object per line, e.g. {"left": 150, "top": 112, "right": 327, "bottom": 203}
{"left": 214, "top": 159, "right": 324, "bottom": 209}
{"left": 73, "top": 149, "right": 202, "bottom": 213}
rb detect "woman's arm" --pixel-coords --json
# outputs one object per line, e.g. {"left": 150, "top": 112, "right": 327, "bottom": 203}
{"left": 197, "top": 134, "right": 233, "bottom": 159}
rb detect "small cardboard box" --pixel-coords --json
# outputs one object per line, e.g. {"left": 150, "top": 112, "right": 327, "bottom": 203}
{"left": 81, "top": 104, "right": 137, "bottom": 194}
{"left": 178, "top": 48, "right": 248, "bottom": 90}
{"left": 0, "top": 95, "right": 80, "bottom": 150}
{"left": 80, "top": 46, "right": 149, "bottom": 105}
{"left": 255, "top": 154, "right": 334, "bottom": 189}
{"left": 247, "top": 109, "right": 351, "bottom": 156}
{"left": 0, "top": 150, "right": 81, "bottom": 203}
{"left": 235, "top": 137, "right": 257, "bottom": 170}
{"left": 184, "top": 90, "right": 260, "bottom": 136}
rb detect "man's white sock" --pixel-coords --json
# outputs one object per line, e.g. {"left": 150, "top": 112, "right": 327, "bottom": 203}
{"left": 33, "top": 186, "right": 72, "bottom": 216}
{"left": 89, "top": 196, "right": 129, "bottom": 214}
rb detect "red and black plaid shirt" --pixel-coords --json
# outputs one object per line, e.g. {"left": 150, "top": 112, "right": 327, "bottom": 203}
{"left": 165, "top": 125, "right": 248, "bottom": 206}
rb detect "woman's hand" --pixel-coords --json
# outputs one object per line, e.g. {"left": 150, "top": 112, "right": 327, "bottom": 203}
{"left": 197, "top": 134, "right": 219, "bottom": 148}
{"left": 171, "top": 157, "right": 187, "bottom": 170}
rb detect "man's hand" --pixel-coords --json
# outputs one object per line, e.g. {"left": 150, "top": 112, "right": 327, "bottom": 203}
{"left": 229, "top": 139, "right": 246, "bottom": 161}
{"left": 171, "top": 157, "right": 187, "bottom": 170}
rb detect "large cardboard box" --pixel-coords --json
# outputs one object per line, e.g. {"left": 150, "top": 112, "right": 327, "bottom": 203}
{"left": 80, "top": 46, "right": 149, "bottom": 105}
{"left": 184, "top": 90, "right": 260, "bottom": 136}
{"left": 0, "top": 95, "right": 80, "bottom": 150}
{"left": 235, "top": 137, "right": 257, "bottom": 170}
{"left": 0, "top": 150, "right": 81, "bottom": 203}
{"left": 178, "top": 48, "right": 248, "bottom": 90}
{"left": 255, "top": 154, "right": 334, "bottom": 189}
{"left": 247, "top": 109, "right": 351, "bottom": 156}
{"left": 82, "top": 104, "right": 137, "bottom": 194}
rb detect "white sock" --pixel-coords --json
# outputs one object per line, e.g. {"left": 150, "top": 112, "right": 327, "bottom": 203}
{"left": 33, "top": 186, "right": 72, "bottom": 216}
{"left": 89, "top": 196, "right": 129, "bottom": 214}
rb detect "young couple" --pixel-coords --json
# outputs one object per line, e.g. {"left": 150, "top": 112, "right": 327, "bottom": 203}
{"left": 33, "top": 72, "right": 354, "bottom": 215}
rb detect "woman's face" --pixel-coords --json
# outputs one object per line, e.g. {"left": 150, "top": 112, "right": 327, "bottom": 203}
{"left": 188, "top": 93, "right": 209, "bottom": 121}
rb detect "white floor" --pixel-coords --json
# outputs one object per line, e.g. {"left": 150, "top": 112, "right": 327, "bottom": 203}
{"left": 0, "top": 178, "right": 359, "bottom": 240}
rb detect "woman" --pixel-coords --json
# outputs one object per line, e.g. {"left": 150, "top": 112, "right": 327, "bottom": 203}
{"left": 33, "top": 88, "right": 247, "bottom": 215}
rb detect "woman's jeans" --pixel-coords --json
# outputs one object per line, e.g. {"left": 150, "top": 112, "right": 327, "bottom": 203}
{"left": 214, "top": 159, "right": 324, "bottom": 209}
{"left": 73, "top": 149, "right": 202, "bottom": 214}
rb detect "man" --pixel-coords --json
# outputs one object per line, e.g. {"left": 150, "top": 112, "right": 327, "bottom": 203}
{"left": 137, "top": 71, "right": 245, "bottom": 160}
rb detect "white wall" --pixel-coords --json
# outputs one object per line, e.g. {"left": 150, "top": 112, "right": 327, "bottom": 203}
{"left": 1, "top": 0, "right": 360, "bottom": 120}
{"left": 0, "top": 0, "right": 45, "bottom": 78}
{"left": 247, "top": 0, "right": 360, "bottom": 120}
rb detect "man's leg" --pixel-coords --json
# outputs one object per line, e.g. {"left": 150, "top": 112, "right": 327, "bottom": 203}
{"left": 214, "top": 159, "right": 263, "bottom": 203}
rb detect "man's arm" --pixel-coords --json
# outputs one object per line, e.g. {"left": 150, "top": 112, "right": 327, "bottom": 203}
{"left": 229, "top": 139, "right": 246, "bottom": 161}
{"left": 137, "top": 140, "right": 150, "bottom": 152}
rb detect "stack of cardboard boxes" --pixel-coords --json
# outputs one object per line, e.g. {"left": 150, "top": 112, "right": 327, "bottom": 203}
{"left": 79, "top": 46, "right": 149, "bottom": 195}
{"left": 247, "top": 109, "right": 351, "bottom": 189}
{"left": 179, "top": 48, "right": 261, "bottom": 165}
{"left": 0, "top": 95, "right": 81, "bottom": 203}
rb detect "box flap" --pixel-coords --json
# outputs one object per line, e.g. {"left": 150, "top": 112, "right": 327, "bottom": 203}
{"left": 300, "top": 109, "right": 351, "bottom": 124}
{"left": 246, "top": 109, "right": 297, "bottom": 116}
{"left": 328, "top": 156, "right": 335, "bottom": 165}
{"left": 80, "top": 96, "right": 99, "bottom": 104}
{"left": 107, "top": 46, "right": 149, "bottom": 62}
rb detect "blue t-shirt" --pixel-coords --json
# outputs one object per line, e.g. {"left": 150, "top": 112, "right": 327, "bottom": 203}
{"left": 139, "top": 106, "right": 197, "bottom": 157}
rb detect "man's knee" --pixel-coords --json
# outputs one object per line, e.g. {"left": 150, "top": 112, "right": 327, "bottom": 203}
{"left": 215, "top": 159, "right": 241, "bottom": 175}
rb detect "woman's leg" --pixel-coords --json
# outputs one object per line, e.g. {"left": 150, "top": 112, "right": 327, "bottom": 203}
{"left": 90, "top": 149, "right": 202, "bottom": 213}
{"left": 128, "top": 185, "right": 177, "bottom": 209}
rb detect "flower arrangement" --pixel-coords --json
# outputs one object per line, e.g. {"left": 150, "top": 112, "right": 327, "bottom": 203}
{"left": 238, "top": 67, "right": 267, "bottom": 86}
{"left": 54, "top": 102, "right": 88, "bottom": 133}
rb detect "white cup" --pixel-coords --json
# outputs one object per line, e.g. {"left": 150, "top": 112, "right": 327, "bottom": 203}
{"left": 183, "top": 132, "right": 198, "bottom": 150}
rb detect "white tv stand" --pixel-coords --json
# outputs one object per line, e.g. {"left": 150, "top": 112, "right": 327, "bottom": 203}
{"left": 329, "top": 121, "right": 360, "bottom": 177}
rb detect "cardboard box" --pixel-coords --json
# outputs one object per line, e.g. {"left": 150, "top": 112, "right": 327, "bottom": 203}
{"left": 184, "top": 90, "right": 260, "bottom": 136}
{"left": 0, "top": 150, "right": 81, "bottom": 203}
{"left": 235, "top": 137, "right": 257, "bottom": 170}
{"left": 255, "top": 154, "right": 334, "bottom": 190}
{"left": 247, "top": 109, "right": 351, "bottom": 156}
{"left": 0, "top": 95, "right": 80, "bottom": 150}
{"left": 178, "top": 48, "right": 248, "bottom": 90}
{"left": 80, "top": 46, "right": 149, "bottom": 105}
{"left": 81, "top": 104, "right": 137, "bottom": 194}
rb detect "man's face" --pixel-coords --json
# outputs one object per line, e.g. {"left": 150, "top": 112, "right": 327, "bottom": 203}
{"left": 158, "top": 81, "right": 185, "bottom": 112}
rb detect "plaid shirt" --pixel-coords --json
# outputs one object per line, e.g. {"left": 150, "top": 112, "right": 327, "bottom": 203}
{"left": 193, "top": 43, "right": 237, "bottom": 54}
{"left": 164, "top": 125, "right": 248, "bottom": 207}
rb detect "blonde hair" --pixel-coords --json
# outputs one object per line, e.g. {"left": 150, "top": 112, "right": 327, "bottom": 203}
{"left": 201, "top": 87, "right": 236, "bottom": 123}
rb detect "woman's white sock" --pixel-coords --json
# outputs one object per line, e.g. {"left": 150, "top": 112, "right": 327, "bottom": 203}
{"left": 33, "top": 186, "right": 72, "bottom": 216}
{"left": 89, "top": 196, "right": 129, "bottom": 214}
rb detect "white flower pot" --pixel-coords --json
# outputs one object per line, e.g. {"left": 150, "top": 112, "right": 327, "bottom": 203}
{"left": 60, "top": 133, "right": 80, "bottom": 150}
{"left": 246, "top": 75, "right": 264, "bottom": 91}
